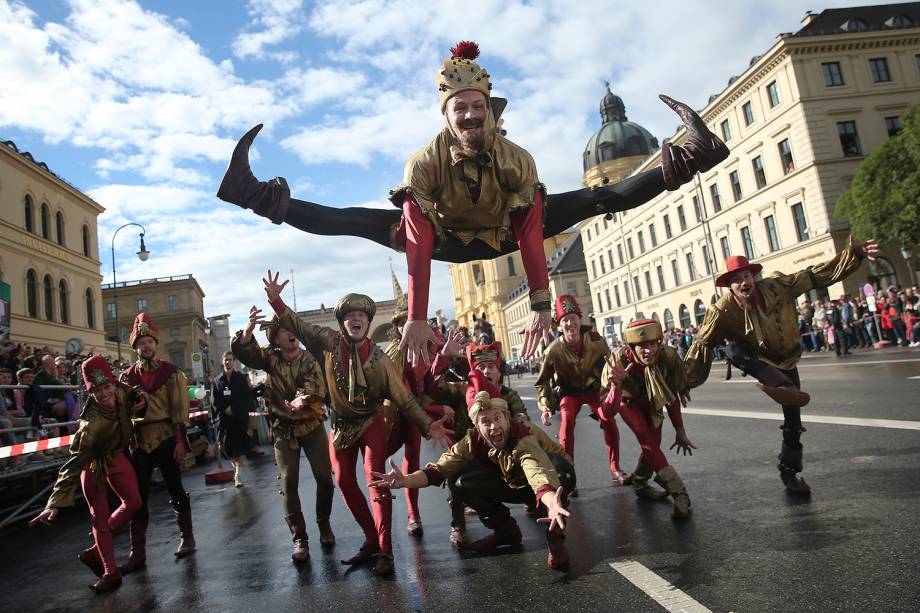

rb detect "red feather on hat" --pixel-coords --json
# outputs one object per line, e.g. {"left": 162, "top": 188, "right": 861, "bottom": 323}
{"left": 450, "top": 40, "right": 480, "bottom": 60}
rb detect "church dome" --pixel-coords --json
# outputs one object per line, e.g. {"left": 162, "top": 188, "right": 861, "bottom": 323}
{"left": 583, "top": 84, "right": 659, "bottom": 172}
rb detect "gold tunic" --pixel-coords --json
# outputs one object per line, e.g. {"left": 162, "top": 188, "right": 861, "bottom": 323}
{"left": 431, "top": 375, "right": 531, "bottom": 423}
{"left": 684, "top": 246, "right": 864, "bottom": 387}
{"left": 231, "top": 331, "right": 326, "bottom": 441}
{"left": 390, "top": 127, "right": 541, "bottom": 251}
{"left": 46, "top": 385, "right": 143, "bottom": 509}
{"left": 602, "top": 346, "right": 688, "bottom": 428}
{"left": 278, "top": 305, "right": 433, "bottom": 450}
{"left": 123, "top": 365, "right": 189, "bottom": 453}
{"left": 428, "top": 422, "right": 568, "bottom": 494}
{"left": 535, "top": 333, "right": 610, "bottom": 414}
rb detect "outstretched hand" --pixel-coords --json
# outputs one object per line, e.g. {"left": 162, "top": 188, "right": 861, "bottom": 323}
{"left": 670, "top": 428, "right": 697, "bottom": 456}
{"left": 851, "top": 237, "right": 880, "bottom": 261}
{"left": 427, "top": 416, "right": 454, "bottom": 448}
{"left": 537, "top": 487, "right": 570, "bottom": 532}
{"left": 262, "top": 269, "right": 289, "bottom": 303}
{"left": 400, "top": 320, "right": 437, "bottom": 368}
{"left": 606, "top": 360, "right": 635, "bottom": 386}
{"left": 521, "top": 310, "right": 552, "bottom": 359}
{"left": 369, "top": 458, "right": 406, "bottom": 490}
{"left": 29, "top": 508, "right": 58, "bottom": 527}
{"left": 540, "top": 411, "right": 552, "bottom": 426}
{"left": 440, "top": 330, "right": 468, "bottom": 359}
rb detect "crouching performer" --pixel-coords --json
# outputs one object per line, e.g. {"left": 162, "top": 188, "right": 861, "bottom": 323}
{"left": 370, "top": 389, "right": 574, "bottom": 571}
{"left": 602, "top": 320, "right": 696, "bottom": 519}
{"left": 30, "top": 356, "right": 146, "bottom": 592}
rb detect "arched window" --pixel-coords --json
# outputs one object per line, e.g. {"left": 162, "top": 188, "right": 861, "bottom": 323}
{"left": 24, "top": 195, "right": 34, "bottom": 233}
{"left": 59, "top": 279, "right": 69, "bottom": 324}
{"left": 663, "top": 308, "right": 674, "bottom": 330}
{"left": 55, "top": 211, "right": 65, "bottom": 246}
{"left": 679, "top": 304, "right": 691, "bottom": 328}
{"left": 26, "top": 270, "right": 38, "bottom": 317}
{"left": 85, "top": 288, "right": 96, "bottom": 329}
{"left": 43, "top": 275, "right": 54, "bottom": 321}
{"left": 82, "top": 225, "right": 91, "bottom": 257}
{"left": 694, "top": 299, "right": 706, "bottom": 325}
{"left": 40, "top": 203, "right": 50, "bottom": 240}
{"left": 651, "top": 312, "right": 659, "bottom": 322}
{"left": 867, "top": 257, "right": 898, "bottom": 290}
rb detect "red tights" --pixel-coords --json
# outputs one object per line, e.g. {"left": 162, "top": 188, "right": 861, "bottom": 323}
{"left": 330, "top": 413, "right": 394, "bottom": 553}
{"left": 80, "top": 452, "right": 141, "bottom": 575}
{"left": 559, "top": 393, "right": 621, "bottom": 474}
{"left": 613, "top": 401, "right": 668, "bottom": 472}
{"left": 385, "top": 415, "right": 422, "bottom": 523}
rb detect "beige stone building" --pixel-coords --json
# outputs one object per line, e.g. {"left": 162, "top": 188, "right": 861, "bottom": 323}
{"left": 101, "top": 274, "right": 208, "bottom": 373}
{"left": 581, "top": 6, "right": 920, "bottom": 340}
{"left": 503, "top": 234, "right": 589, "bottom": 363}
{"left": 0, "top": 139, "right": 108, "bottom": 354}
{"left": 449, "top": 233, "right": 573, "bottom": 352}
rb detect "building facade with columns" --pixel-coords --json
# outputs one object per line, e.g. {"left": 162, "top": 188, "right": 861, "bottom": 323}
{"left": 580, "top": 6, "right": 920, "bottom": 341}
{"left": 0, "top": 139, "right": 108, "bottom": 354}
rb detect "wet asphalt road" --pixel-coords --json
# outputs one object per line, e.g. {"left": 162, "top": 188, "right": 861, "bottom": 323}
{"left": 1, "top": 346, "right": 918, "bottom": 613}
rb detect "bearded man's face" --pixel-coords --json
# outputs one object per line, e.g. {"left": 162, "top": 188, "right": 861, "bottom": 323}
{"left": 446, "top": 90, "right": 488, "bottom": 153}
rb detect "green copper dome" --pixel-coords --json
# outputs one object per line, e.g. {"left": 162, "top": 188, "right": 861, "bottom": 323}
{"left": 583, "top": 84, "right": 659, "bottom": 172}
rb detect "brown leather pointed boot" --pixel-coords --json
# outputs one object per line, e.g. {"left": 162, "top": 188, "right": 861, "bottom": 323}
{"left": 318, "top": 519, "right": 336, "bottom": 548}
{"left": 778, "top": 441, "right": 812, "bottom": 495}
{"left": 460, "top": 513, "right": 522, "bottom": 552}
{"left": 657, "top": 466, "right": 692, "bottom": 520}
{"left": 546, "top": 532, "right": 570, "bottom": 571}
{"left": 89, "top": 570, "right": 122, "bottom": 593}
{"left": 79, "top": 545, "right": 104, "bottom": 578}
{"left": 119, "top": 520, "right": 147, "bottom": 574}
{"left": 216, "top": 124, "right": 290, "bottom": 224}
{"left": 174, "top": 509, "right": 196, "bottom": 558}
{"left": 285, "top": 512, "right": 309, "bottom": 563}
{"left": 658, "top": 94, "right": 730, "bottom": 190}
{"left": 756, "top": 383, "right": 810, "bottom": 408}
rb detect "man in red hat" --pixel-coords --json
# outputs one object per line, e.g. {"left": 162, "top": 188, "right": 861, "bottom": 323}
{"left": 369, "top": 389, "right": 574, "bottom": 571}
{"left": 231, "top": 306, "right": 335, "bottom": 563}
{"left": 217, "top": 41, "right": 729, "bottom": 369}
{"left": 603, "top": 320, "right": 696, "bottom": 519}
{"left": 119, "top": 313, "right": 195, "bottom": 573}
{"left": 262, "top": 271, "right": 452, "bottom": 577}
{"left": 536, "top": 294, "right": 626, "bottom": 486}
{"left": 426, "top": 333, "right": 534, "bottom": 546}
{"left": 30, "top": 355, "right": 146, "bottom": 593}
{"left": 685, "top": 237, "right": 880, "bottom": 494}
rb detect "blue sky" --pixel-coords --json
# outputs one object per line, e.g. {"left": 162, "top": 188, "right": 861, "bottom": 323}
{"left": 1, "top": 0, "right": 883, "bottom": 332}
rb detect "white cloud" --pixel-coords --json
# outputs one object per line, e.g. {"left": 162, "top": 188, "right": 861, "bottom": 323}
{"left": 232, "top": 0, "right": 306, "bottom": 60}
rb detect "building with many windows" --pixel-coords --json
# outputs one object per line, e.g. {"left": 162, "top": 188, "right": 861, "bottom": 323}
{"left": 101, "top": 274, "right": 208, "bottom": 372}
{"left": 0, "top": 139, "right": 108, "bottom": 353}
{"left": 580, "top": 5, "right": 920, "bottom": 338}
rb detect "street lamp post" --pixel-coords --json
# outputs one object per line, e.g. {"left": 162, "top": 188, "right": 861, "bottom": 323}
{"left": 111, "top": 223, "right": 150, "bottom": 362}
{"left": 900, "top": 243, "right": 915, "bottom": 288}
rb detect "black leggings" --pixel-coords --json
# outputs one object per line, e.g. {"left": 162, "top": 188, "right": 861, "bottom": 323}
{"left": 132, "top": 436, "right": 190, "bottom": 524}
{"left": 284, "top": 168, "right": 666, "bottom": 264}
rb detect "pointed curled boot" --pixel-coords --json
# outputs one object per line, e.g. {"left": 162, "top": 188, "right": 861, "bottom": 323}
{"left": 460, "top": 513, "right": 522, "bottom": 553}
{"left": 341, "top": 541, "right": 379, "bottom": 566}
{"left": 659, "top": 94, "right": 730, "bottom": 190}
{"left": 216, "top": 124, "right": 290, "bottom": 224}
{"left": 79, "top": 545, "right": 104, "bottom": 578}
{"left": 285, "top": 512, "right": 309, "bottom": 563}
{"left": 657, "top": 466, "right": 692, "bottom": 520}
{"left": 778, "top": 441, "right": 812, "bottom": 495}
{"left": 174, "top": 509, "right": 196, "bottom": 558}
{"left": 370, "top": 552, "right": 395, "bottom": 577}
{"left": 633, "top": 464, "right": 669, "bottom": 501}
{"left": 119, "top": 520, "right": 147, "bottom": 574}
{"left": 546, "top": 532, "right": 570, "bottom": 571}
{"left": 318, "top": 519, "right": 336, "bottom": 548}
{"left": 756, "top": 383, "right": 810, "bottom": 408}
{"left": 89, "top": 570, "right": 122, "bottom": 594}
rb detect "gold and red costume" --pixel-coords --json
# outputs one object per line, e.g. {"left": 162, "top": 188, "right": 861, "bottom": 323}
{"left": 536, "top": 295, "right": 622, "bottom": 477}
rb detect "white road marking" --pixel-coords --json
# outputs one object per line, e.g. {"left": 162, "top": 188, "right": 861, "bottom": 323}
{"left": 909, "top": 376, "right": 920, "bottom": 380}
{"left": 797, "top": 357, "right": 920, "bottom": 368}
{"left": 609, "top": 560, "right": 713, "bottom": 612}
{"left": 683, "top": 408, "right": 920, "bottom": 431}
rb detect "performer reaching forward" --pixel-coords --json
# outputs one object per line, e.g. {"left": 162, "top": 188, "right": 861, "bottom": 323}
{"left": 536, "top": 295, "right": 627, "bottom": 486}
{"left": 217, "top": 41, "right": 729, "bottom": 364}
{"left": 119, "top": 313, "right": 195, "bottom": 573}
{"left": 262, "top": 271, "right": 452, "bottom": 577}
{"left": 30, "top": 356, "right": 145, "bottom": 593}
{"left": 231, "top": 306, "right": 336, "bottom": 563}
{"left": 602, "top": 320, "right": 696, "bottom": 519}
{"left": 684, "top": 237, "right": 879, "bottom": 494}
{"left": 370, "top": 390, "right": 574, "bottom": 570}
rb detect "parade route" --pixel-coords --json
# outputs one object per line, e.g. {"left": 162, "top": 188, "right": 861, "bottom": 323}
{"left": 1, "top": 347, "right": 918, "bottom": 612}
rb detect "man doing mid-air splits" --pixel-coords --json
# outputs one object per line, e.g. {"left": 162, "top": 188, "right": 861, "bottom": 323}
{"left": 216, "top": 40, "right": 729, "bottom": 366}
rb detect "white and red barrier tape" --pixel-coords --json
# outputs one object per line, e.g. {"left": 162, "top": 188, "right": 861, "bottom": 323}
{"left": 0, "top": 434, "right": 73, "bottom": 459}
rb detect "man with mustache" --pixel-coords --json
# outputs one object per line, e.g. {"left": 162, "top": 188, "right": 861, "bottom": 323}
{"left": 684, "top": 237, "right": 880, "bottom": 494}
{"left": 119, "top": 313, "right": 195, "bottom": 573}
{"left": 262, "top": 271, "right": 452, "bottom": 577}
{"left": 217, "top": 41, "right": 729, "bottom": 368}
{"left": 231, "top": 306, "right": 335, "bottom": 562}
{"left": 536, "top": 295, "right": 626, "bottom": 487}
{"left": 369, "top": 389, "right": 574, "bottom": 570}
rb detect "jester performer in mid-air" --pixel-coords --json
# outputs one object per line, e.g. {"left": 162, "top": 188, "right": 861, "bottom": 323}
{"left": 217, "top": 41, "right": 728, "bottom": 366}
